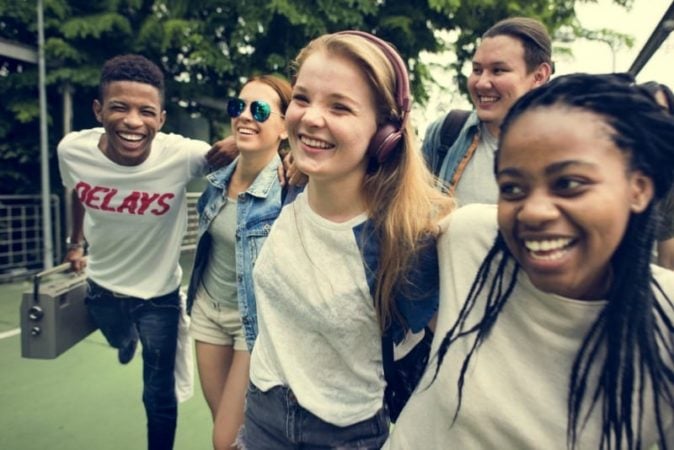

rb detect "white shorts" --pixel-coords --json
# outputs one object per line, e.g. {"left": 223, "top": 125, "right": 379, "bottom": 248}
{"left": 189, "top": 288, "right": 248, "bottom": 351}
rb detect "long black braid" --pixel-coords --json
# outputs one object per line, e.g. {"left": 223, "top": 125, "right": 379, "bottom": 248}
{"left": 433, "top": 73, "right": 674, "bottom": 449}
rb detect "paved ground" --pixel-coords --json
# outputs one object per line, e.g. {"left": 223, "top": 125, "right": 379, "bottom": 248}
{"left": 3, "top": 256, "right": 666, "bottom": 449}
{"left": 0, "top": 253, "right": 213, "bottom": 450}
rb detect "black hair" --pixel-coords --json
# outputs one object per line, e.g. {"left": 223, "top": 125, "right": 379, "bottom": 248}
{"left": 99, "top": 54, "right": 165, "bottom": 107}
{"left": 639, "top": 81, "right": 674, "bottom": 242}
{"left": 483, "top": 16, "right": 555, "bottom": 74}
{"left": 639, "top": 81, "right": 674, "bottom": 115}
{"left": 434, "top": 73, "right": 674, "bottom": 449}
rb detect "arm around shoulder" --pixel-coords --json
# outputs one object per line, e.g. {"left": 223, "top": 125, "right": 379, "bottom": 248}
{"left": 393, "top": 236, "right": 441, "bottom": 340}
{"left": 205, "top": 135, "right": 239, "bottom": 170}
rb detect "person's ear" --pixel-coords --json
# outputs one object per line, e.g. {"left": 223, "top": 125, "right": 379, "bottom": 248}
{"left": 629, "top": 170, "right": 655, "bottom": 213}
{"left": 278, "top": 119, "right": 288, "bottom": 141}
{"left": 158, "top": 110, "right": 167, "bottom": 131}
{"left": 93, "top": 100, "right": 103, "bottom": 123}
{"left": 533, "top": 62, "right": 552, "bottom": 87}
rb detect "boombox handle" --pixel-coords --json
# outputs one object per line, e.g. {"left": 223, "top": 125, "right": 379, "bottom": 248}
{"left": 33, "top": 263, "right": 74, "bottom": 304}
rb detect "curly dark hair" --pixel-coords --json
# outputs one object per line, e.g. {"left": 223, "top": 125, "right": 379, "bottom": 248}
{"left": 99, "top": 54, "right": 165, "bottom": 106}
{"left": 434, "top": 73, "right": 674, "bottom": 449}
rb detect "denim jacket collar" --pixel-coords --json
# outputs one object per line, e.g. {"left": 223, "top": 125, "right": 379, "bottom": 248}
{"left": 464, "top": 110, "right": 481, "bottom": 136}
{"left": 437, "top": 110, "right": 481, "bottom": 184}
{"left": 205, "top": 154, "right": 281, "bottom": 199}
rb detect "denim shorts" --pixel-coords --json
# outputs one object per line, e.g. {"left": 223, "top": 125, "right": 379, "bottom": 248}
{"left": 238, "top": 383, "right": 389, "bottom": 449}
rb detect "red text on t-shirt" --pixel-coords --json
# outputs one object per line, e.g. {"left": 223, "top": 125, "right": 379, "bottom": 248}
{"left": 74, "top": 181, "right": 175, "bottom": 216}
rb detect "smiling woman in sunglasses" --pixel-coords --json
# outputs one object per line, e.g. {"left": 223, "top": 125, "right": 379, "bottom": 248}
{"left": 184, "top": 74, "right": 292, "bottom": 449}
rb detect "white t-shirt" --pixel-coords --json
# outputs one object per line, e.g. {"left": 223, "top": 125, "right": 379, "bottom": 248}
{"left": 57, "top": 127, "right": 209, "bottom": 298}
{"left": 249, "top": 191, "right": 385, "bottom": 427}
{"left": 384, "top": 204, "right": 674, "bottom": 449}
{"left": 453, "top": 123, "right": 499, "bottom": 207}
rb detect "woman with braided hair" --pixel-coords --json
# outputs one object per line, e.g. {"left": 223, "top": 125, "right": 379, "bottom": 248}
{"left": 385, "top": 73, "right": 674, "bottom": 449}
{"left": 639, "top": 81, "right": 674, "bottom": 270}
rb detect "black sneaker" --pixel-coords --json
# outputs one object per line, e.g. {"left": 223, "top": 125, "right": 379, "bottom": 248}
{"left": 118, "top": 338, "right": 138, "bottom": 365}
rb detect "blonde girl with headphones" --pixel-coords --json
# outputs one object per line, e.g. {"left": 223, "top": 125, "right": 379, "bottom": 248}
{"left": 236, "top": 31, "right": 453, "bottom": 448}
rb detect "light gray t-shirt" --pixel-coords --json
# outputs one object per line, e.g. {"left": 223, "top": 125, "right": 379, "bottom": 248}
{"left": 453, "top": 123, "right": 499, "bottom": 206}
{"left": 201, "top": 197, "right": 238, "bottom": 307}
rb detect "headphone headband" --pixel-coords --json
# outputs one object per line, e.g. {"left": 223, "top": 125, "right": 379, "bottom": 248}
{"left": 335, "top": 30, "right": 412, "bottom": 162}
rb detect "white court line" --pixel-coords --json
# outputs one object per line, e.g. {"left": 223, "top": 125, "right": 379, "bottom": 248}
{"left": 0, "top": 328, "right": 21, "bottom": 340}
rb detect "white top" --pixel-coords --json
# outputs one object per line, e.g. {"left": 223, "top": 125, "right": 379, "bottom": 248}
{"left": 453, "top": 123, "right": 499, "bottom": 206}
{"left": 249, "top": 191, "right": 385, "bottom": 427}
{"left": 384, "top": 204, "right": 674, "bottom": 450}
{"left": 57, "top": 127, "right": 209, "bottom": 298}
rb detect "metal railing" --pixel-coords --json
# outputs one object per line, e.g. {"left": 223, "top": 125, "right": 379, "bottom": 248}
{"left": 0, "top": 195, "right": 61, "bottom": 281}
{"left": 0, "top": 193, "right": 200, "bottom": 282}
{"left": 183, "top": 193, "right": 199, "bottom": 251}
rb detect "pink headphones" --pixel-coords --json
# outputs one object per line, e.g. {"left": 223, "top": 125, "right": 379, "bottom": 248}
{"left": 336, "top": 30, "right": 412, "bottom": 163}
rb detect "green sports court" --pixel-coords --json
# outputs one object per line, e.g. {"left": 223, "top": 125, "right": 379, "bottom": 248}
{"left": 0, "top": 253, "right": 213, "bottom": 450}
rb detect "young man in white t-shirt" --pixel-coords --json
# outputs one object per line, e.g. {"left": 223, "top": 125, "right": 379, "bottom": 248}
{"left": 57, "top": 54, "right": 234, "bottom": 450}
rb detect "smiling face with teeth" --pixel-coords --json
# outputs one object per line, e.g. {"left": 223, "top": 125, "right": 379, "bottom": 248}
{"left": 93, "top": 80, "right": 166, "bottom": 166}
{"left": 232, "top": 81, "right": 288, "bottom": 158}
{"left": 468, "top": 35, "right": 549, "bottom": 138}
{"left": 286, "top": 50, "right": 377, "bottom": 190}
{"left": 496, "top": 106, "right": 654, "bottom": 300}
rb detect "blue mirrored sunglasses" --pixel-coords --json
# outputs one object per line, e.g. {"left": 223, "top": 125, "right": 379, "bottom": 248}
{"left": 227, "top": 98, "right": 283, "bottom": 123}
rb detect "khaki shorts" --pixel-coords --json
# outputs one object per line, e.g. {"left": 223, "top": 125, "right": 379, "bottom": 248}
{"left": 189, "top": 288, "right": 248, "bottom": 351}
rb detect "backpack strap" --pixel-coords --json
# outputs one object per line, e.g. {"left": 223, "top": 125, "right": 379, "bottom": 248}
{"left": 432, "top": 109, "right": 471, "bottom": 175}
{"left": 448, "top": 133, "right": 479, "bottom": 193}
{"left": 380, "top": 329, "right": 398, "bottom": 418}
{"left": 381, "top": 326, "right": 434, "bottom": 422}
{"left": 281, "top": 183, "right": 302, "bottom": 205}
{"left": 381, "top": 331, "right": 395, "bottom": 383}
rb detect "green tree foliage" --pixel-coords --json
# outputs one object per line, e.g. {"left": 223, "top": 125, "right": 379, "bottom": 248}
{"left": 0, "top": 0, "right": 629, "bottom": 194}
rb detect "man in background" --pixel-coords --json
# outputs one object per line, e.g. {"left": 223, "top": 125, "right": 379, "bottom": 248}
{"left": 423, "top": 17, "right": 553, "bottom": 205}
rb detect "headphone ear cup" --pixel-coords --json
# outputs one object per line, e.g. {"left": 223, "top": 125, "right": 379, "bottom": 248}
{"left": 369, "top": 123, "right": 402, "bottom": 163}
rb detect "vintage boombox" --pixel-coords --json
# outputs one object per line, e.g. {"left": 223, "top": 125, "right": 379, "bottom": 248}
{"left": 20, "top": 263, "right": 97, "bottom": 359}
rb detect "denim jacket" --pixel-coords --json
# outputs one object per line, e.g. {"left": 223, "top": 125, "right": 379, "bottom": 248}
{"left": 354, "top": 220, "right": 439, "bottom": 345}
{"left": 186, "top": 154, "right": 283, "bottom": 350}
{"left": 421, "top": 110, "right": 480, "bottom": 184}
